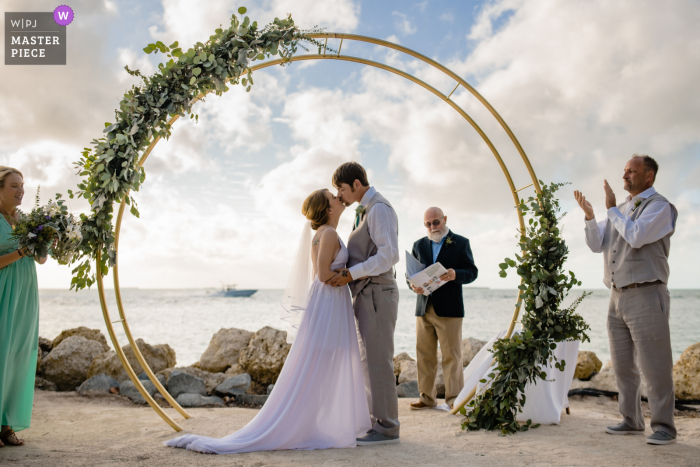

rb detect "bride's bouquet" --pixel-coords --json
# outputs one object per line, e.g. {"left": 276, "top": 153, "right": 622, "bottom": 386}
{"left": 10, "top": 189, "right": 83, "bottom": 264}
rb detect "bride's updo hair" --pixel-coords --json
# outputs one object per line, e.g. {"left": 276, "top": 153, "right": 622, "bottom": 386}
{"left": 302, "top": 189, "right": 330, "bottom": 230}
{"left": 0, "top": 166, "right": 23, "bottom": 188}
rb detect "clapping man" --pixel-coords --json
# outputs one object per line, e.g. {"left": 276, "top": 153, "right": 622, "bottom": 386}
{"left": 408, "top": 207, "right": 478, "bottom": 410}
{"left": 575, "top": 154, "right": 678, "bottom": 445}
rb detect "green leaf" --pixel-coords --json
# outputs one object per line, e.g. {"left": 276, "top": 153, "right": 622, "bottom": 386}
{"left": 208, "top": 53, "right": 216, "bottom": 62}
{"left": 190, "top": 77, "right": 197, "bottom": 85}
{"left": 130, "top": 205, "right": 140, "bottom": 218}
{"left": 192, "top": 67, "right": 202, "bottom": 76}
{"left": 143, "top": 46, "right": 153, "bottom": 54}
{"left": 169, "top": 41, "right": 179, "bottom": 48}
{"left": 238, "top": 6, "right": 247, "bottom": 14}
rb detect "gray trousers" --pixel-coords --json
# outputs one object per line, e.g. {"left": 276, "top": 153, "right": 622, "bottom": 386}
{"left": 353, "top": 282, "right": 400, "bottom": 437}
{"left": 608, "top": 283, "right": 676, "bottom": 437}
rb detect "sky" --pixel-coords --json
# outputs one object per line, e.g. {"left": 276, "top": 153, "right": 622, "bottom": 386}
{"left": 1, "top": 0, "right": 699, "bottom": 291}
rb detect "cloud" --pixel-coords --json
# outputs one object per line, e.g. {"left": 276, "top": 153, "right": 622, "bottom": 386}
{"left": 392, "top": 11, "right": 417, "bottom": 35}
{"left": 148, "top": 0, "right": 360, "bottom": 50}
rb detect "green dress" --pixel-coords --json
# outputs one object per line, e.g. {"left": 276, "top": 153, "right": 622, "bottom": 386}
{"left": 0, "top": 215, "right": 39, "bottom": 432}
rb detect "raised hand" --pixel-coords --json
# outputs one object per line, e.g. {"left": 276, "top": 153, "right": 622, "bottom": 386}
{"left": 603, "top": 179, "right": 617, "bottom": 209}
{"left": 574, "top": 190, "right": 595, "bottom": 220}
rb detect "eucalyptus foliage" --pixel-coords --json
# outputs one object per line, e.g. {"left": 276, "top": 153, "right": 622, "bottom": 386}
{"left": 65, "top": 8, "right": 326, "bottom": 290}
{"left": 460, "top": 181, "right": 591, "bottom": 435}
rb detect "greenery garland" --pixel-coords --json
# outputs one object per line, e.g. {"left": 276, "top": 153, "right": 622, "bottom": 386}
{"left": 460, "top": 181, "right": 591, "bottom": 434}
{"left": 65, "top": 8, "right": 327, "bottom": 290}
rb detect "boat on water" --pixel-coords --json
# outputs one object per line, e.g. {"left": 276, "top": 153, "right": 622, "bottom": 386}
{"left": 219, "top": 285, "right": 257, "bottom": 297}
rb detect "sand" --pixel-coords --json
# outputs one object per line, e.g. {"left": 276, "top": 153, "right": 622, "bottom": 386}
{"left": 1, "top": 390, "right": 699, "bottom": 466}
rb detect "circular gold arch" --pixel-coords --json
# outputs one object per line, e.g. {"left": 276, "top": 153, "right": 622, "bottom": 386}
{"left": 95, "top": 33, "right": 542, "bottom": 431}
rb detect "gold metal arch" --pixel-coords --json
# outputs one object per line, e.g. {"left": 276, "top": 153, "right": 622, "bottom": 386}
{"left": 96, "top": 33, "right": 542, "bottom": 430}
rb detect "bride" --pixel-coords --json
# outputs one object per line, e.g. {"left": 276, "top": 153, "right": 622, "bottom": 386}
{"left": 165, "top": 189, "right": 371, "bottom": 454}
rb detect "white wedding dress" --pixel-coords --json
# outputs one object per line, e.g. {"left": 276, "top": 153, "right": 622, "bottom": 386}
{"left": 164, "top": 235, "right": 371, "bottom": 454}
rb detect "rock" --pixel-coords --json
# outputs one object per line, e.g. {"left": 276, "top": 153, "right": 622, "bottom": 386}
{"left": 267, "top": 384, "right": 274, "bottom": 395}
{"left": 397, "top": 360, "right": 418, "bottom": 384}
{"left": 157, "top": 366, "right": 226, "bottom": 395}
{"left": 225, "top": 364, "right": 245, "bottom": 377}
{"left": 574, "top": 351, "right": 603, "bottom": 380}
{"left": 167, "top": 370, "right": 207, "bottom": 398}
{"left": 673, "top": 342, "right": 700, "bottom": 400}
{"left": 77, "top": 374, "right": 120, "bottom": 395}
{"left": 120, "top": 379, "right": 157, "bottom": 405}
{"left": 87, "top": 338, "right": 176, "bottom": 382}
{"left": 35, "top": 376, "right": 58, "bottom": 391}
{"left": 462, "top": 337, "right": 486, "bottom": 367}
{"left": 176, "top": 393, "right": 225, "bottom": 408}
{"left": 232, "top": 394, "right": 268, "bottom": 406}
{"left": 199, "top": 328, "right": 254, "bottom": 373}
{"left": 52, "top": 327, "right": 110, "bottom": 353}
{"left": 138, "top": 371, "right": 167, "bottom": 388}
{"left": 36, "top": 347, "right": 42, "bottom": 373}
{"left": 40, "top": 336, "right": 105, "bottom": 391}
{"left": 393, "top": 353, "right": 414, "bottom": 378}
{"left": 39, "top": 336, "right": 53, "bottom": 353}
{"left": 215, "top": 373, "right": 252, "bottom": 397}
{"left": 397, "top": 380, "right": 420, "bottom": 398}
{"left": 239, "top": 327, "right": 292, "bottom": 386}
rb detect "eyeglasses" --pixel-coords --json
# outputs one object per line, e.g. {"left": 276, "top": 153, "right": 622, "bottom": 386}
{"left": 424, "top": 219, "right": 442, "bottom": 228}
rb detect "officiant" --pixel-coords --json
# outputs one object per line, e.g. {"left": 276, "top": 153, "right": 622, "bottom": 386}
{"left": 407, "top": 207, "right": 478, "bottom": 410}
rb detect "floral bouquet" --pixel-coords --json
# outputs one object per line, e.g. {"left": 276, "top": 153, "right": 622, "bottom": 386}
{"left": 10, "top": 189, "right": 83, "bottom": 264}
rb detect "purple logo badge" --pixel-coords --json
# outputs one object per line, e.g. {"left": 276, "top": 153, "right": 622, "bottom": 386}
{"left": 53, "top": 5, "right": 74, "bottom": 26}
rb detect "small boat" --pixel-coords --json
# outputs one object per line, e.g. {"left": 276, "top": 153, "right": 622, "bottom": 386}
{"left": 220, "top": 285, "right": 257, "bottom": 297}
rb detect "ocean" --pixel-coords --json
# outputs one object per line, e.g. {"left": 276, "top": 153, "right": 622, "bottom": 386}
{"left": 38, "top": 288, "right": 700, "bottom": 367}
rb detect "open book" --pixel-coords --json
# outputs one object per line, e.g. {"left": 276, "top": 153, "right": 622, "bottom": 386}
{"left": 405, "top": 251, "right": 448, "bottom": 296}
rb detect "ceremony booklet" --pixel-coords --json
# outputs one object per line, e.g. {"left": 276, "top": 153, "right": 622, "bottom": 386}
{"left": 405, "top": 251, "right": 448, "bottom": 296}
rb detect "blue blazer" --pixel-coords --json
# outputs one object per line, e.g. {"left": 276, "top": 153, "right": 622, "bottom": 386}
{"left": 408, "top": 230, "right": 478, "bottom": 318}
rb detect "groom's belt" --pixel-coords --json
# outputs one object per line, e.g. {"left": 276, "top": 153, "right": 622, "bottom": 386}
{"left": 612, "top": 279, "right": 663, "bottom": 290}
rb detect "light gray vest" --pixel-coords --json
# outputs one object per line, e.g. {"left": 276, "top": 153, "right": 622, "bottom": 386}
{"left": 347, "top": 191, "right": 397, "bottom": 297}
{"left": 602, "top": 192, "right": 677, "bottom": 288}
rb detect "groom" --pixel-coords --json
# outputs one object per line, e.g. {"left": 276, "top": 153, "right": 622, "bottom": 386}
{"left": 327, "top": 162, "right": 401, "bottom": 446}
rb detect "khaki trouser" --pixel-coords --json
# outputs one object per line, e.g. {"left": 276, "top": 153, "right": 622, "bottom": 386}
{"left": 416, "top": 301, "right": 464, "bottom": 407}
{"left": 608, "top": 283, "right": 676, "bottom": 437}
{"left": 354, "top": 282, "right": 400, "bottom": 437}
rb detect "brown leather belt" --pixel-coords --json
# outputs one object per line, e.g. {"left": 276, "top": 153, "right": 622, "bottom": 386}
{"left": 612, "top": 279, "right": 663, "bottom": 290}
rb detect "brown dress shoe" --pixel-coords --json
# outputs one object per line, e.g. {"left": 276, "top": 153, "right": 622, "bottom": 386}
{"left": 409, "top": 401, "right": 434, "bottom": 410}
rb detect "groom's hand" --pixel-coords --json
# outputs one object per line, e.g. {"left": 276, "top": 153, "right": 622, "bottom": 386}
{"left": 326, "top": 268, "right": 354, "bottom": 287}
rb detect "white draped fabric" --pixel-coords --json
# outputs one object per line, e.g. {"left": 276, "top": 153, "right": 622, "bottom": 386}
{"left": 165, "top": 238, "right": 371, "bottom": 454}
{"left": 455, "top": 330, "right": 579, "bottom": 425}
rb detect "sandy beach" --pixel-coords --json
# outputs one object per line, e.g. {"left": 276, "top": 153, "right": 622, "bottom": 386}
{"left": 1, "top": 391, "right": 698, "bottom": 466}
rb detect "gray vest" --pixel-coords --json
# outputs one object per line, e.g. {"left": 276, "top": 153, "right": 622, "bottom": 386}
{"left": 602, "top": 192, "right": 677, "bottom": 288}
{"left": 347, "top": 191, "right": 397, "bottom": 297}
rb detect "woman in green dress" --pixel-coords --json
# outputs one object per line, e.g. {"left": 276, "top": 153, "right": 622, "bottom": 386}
{"left": 0, "top": 167, "right": 50, "bottom": 448}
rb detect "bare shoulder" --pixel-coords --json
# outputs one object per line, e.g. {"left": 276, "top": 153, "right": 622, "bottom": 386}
{"left": 318, "top": 227, "right": 338, "bottom": 243}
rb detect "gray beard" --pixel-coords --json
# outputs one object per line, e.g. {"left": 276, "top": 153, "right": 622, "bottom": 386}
{"left": 427, "top": 227, "right": 448, "bottom": 243}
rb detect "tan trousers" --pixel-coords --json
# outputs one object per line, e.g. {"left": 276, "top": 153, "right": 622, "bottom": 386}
{"left": 608, "top": 283, "right": 676, "bottom": 437}
{"left": 416, "top": 301, "right": 464, "bottom": 406}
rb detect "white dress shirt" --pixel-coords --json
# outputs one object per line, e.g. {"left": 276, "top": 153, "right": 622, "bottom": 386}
{"left": 348, "top": 186, "right": 400, "bottom": 279}
{"left": 584, "top": 186, "right": 676, "bottom": 253}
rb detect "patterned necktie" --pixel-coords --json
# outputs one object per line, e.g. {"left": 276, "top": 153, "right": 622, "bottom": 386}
{"left": 354, "top": 205, "right": 364, "bottom": 229}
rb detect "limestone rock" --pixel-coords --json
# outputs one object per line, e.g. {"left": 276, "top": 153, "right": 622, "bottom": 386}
{"left": 35, "top": 376, "right": 57, "bottom": 391}
{"left": 78, "top": 374, "right": 120, "bottom": 395}
{"left": 36, "top": 347, "right": 42, "bottom": 373}
{"left": 393, "top": 353, "right": 414, "bottom": 378}
{"left": 215, "top": 373, "right": 252, "bottom": 397}
{"left": 225, "top": 364, "right": 245, "bottom": 377}
{"left": 397, "top": 360, "right": 418, "bottom": 384}
{"left": 87, "top": 338, "right": 176, "bottom": 382}
{"left": 120, "top": 379, "right": 157, "bottom": 405}
{"left": 673, "top": 342, "right": 700, "bottom": 400}
{"left": 177, "top": 393, "right": 225, "bottom": 408}
{"left": 574, "top": 351, "right": 603, "bottom": 380}
{"left": 168, "top": 370, "right": 207, "bottom": 398}
{"left": 40, "top": 336, "right": 105, "bottom": 391}
{"left": 462, "top": 337, "right": 486, "bottom": 367}
{"left": 39, "top": 336, "right": 53, "bottom": 353}
{"left": 52, "top": 327, "right": 110, "bottom": 353}
{"left": 239, "top": 326, "right": 291, "bottom": 386}
{"left": 397, "top": 380, "right": 419, "bottom": 398}
{"left": 157, "top": 366, "right": 226, "bottom": 395}
{"left": 199, "top": 328, "right": 254, "bottom": 373}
